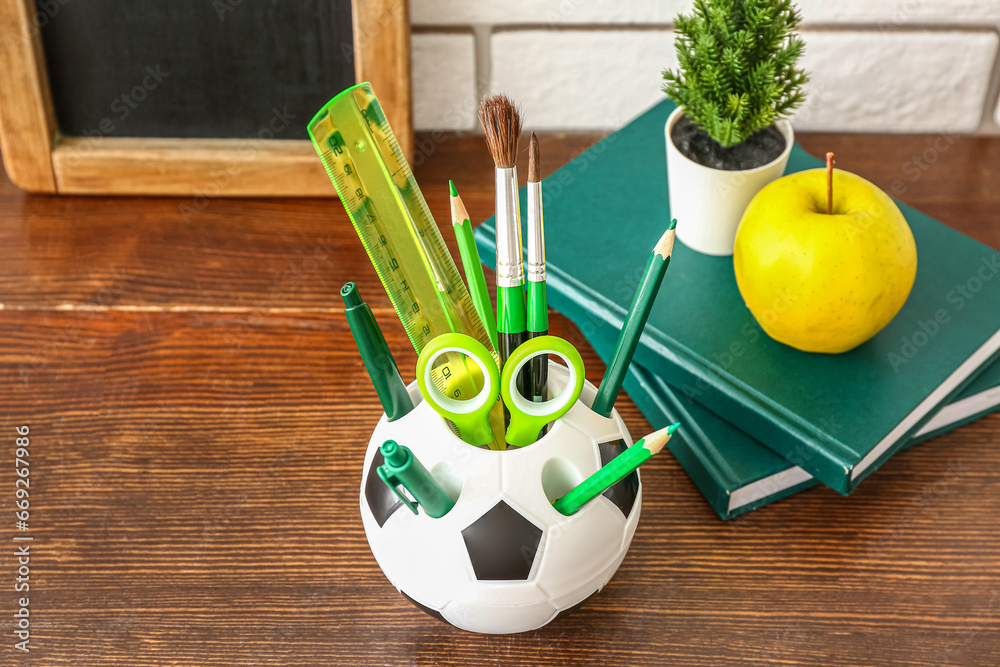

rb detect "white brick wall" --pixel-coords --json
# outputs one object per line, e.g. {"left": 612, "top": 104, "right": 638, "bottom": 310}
{"left": 412, "top": 1, "right": 679, "bottom": 26}
{"left": 411, "top": 33, "right": 477, "bottom": 130}
{"left": 490, "top": 30, "right": 675, "bottom": 130}
{"left": 410, "top": 2, "right": 1000, "bottom": 133}
{"left": 794, "top": 30, "right": 998, "bottom": 133}
{"left": 411, "top": 0, "right": 1000, "bottom": 27}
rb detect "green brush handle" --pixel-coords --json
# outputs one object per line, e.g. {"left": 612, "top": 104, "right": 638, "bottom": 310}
{"left": 526, "top": 280, "right": 548, "bottom": 401}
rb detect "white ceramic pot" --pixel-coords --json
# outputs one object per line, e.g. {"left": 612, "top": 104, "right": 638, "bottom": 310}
{"left": 665, "top": 106, "right": 794, "bottom": 256}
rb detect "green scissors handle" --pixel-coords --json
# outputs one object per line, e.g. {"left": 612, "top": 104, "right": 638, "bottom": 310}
{"left": 500, "top": 336, "right": 584, "bottom": 447}
{"left": 416, "top": 334, "right": 500, "bottom": 447}
{"left": 416, "top": 333, "right": 585, "bottom": 448}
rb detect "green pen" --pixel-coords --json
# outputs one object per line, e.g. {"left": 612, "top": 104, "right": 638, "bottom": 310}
{"left": 591, "top": 220, "right": 677, "bottom": 418}
{"left": 450, "top": 180, "right": 498, "bottom": 349}
{"left": 342, "top": 282, "right": 414, "bottom": 421}
{"left": 553, "top": 423, "right": 679, "bottom": 516}
{"left": 377, "top": 440, "right": 455, "bottom": 518}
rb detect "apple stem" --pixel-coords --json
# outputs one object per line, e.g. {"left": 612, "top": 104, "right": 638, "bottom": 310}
{"left": 826, "top": 152, "right": 835, "bottom": 215}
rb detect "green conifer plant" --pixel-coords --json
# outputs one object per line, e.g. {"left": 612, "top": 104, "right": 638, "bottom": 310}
{"left": 662, "top": 0, "right": 809, "bottom": 149}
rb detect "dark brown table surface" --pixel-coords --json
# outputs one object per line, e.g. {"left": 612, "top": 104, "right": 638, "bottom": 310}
{"left": 0, "top": 130, "right": 998, "bottom": 666}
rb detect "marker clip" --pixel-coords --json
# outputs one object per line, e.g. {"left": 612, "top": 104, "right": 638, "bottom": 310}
{"left": 376, "top": 467, "right": 419, "bottom": 515}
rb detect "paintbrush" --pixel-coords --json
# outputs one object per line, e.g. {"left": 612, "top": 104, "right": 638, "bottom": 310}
{"left": 479, "top": 94, "right": 527, "bottom": 404}
{"left": 526, "top": 131, "right": 548, "bottom": 404}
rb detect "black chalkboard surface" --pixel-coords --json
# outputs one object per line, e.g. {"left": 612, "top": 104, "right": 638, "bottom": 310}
{"left": 38, "top": 0, "right": 355, "bottom": 140}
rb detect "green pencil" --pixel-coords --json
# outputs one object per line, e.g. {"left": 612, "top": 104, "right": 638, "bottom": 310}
{"left": 553, "top": 423, "right": 679, "bottom": 515}
{"left": 450, "top": 180, "right": 498, "bottom": 349}
{"left": 341, "top": 282, "right": 414, "bottom": 421}
{"left": 591, "top": 220, "right": 677, "bottom": 418}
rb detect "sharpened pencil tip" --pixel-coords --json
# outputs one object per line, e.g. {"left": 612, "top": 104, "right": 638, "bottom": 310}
{"left": 450, "top": 182, "right": 470, "bottom": 226}
{"left": 653, "top": 226, "right": 676, "bottom": 259}
{"left": 667, "top": 218, "right": 677, "bottom": 231}
{"left": 641, "top": 424, "right": 676, "bottom": 455}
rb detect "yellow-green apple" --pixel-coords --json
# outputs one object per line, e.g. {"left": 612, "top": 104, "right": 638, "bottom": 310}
{"left": 733, "top": 165, "right": 917, "bottom": 353}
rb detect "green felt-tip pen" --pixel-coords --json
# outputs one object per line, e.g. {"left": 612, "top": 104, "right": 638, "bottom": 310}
{"left": 342, "top": 282, "right": 413, "bottom": 421}
{"left": 591, "top": 220, "right": 677, "bottom": 418}
{"left": 377, "top": 440, "right": 455, "bottom": 518}
{"left": 553, "top": 423, "right": 679, "bottom": 515}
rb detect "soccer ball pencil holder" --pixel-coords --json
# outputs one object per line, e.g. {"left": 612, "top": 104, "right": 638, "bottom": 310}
{"left": 359, "top": 362, "right": 642, "bottom": 634}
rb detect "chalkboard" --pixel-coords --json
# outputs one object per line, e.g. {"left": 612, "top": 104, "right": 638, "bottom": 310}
{"left": 0, "top": 0, "right": 409, "bottom": 195}
{"left": 38, "top": 0, "right": 355, "bottom": 140}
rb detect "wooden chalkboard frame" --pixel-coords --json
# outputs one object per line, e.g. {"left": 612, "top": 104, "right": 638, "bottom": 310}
{"left": 0, "top": 0, "right": 412, "bottom": 196}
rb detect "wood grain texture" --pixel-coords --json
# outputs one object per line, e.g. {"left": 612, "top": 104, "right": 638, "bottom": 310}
{"left": 0, "top": 0, "right": 57, "bottom": 192}
{"left": 0, "top": 131, "right": 998, "bottom": 665}
{"left": 352, "top": 0, "right": 413, "bottom": 162}
{"left": 51, "top": 137, "right": 334, "bottom": 197}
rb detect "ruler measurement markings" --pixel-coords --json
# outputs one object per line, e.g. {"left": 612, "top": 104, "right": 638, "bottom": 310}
{"left": 311, "top": 83, "right": 506, "bottom": 445}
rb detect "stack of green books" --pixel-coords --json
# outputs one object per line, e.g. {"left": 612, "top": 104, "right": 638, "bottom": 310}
{"left": 475, "top": 100, "right": 1000, "bottom": 519}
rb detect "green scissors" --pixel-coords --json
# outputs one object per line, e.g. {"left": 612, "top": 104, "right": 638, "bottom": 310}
{"left": 416, "top": 333, "right": 585, "bottom": 448}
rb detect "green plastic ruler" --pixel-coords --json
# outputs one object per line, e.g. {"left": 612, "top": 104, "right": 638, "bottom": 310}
{"left": 309, "top": 82, "right": 505, "bottom": 447}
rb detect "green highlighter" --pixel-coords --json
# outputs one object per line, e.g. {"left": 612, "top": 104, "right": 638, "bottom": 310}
{"left": 377, "top": 440, "right": 455, "bottom": 518}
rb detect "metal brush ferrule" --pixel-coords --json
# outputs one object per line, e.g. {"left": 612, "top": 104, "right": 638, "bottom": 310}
{"left": 526, "top": 181, "right": 545, "bottom": 283}
{"left": 495, "top": 166, "right": 524, "bottom": 288}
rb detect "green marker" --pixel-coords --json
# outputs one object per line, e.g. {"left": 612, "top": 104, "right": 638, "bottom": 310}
{"left": 553, "top": 423, "right": 679, "bottom": 516}
{"left": 377, "top": 440, "right": 455, "bottom": 518}
{"left": 342, "top": 282, "right": 413, "bottom": 421}
{"left": 450, "top": 180, "right": 498, "bottom": 349}
{"left": 592, "top": 220, "right": 677, "bottom": 418}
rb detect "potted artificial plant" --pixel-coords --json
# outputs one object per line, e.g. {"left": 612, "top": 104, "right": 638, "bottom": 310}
{"left": 662, "top": 0, "right": 809, "bottom": 256}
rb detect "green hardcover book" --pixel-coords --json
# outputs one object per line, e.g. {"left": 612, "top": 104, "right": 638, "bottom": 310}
{"left": 474, "top": 99, "right": 1000, "bottom": 495}
{"left": 600, "top": 332, "right": 1000, "bottom": 519}
{"left": 910, "top": 364, "right": 1000, "bottom": 442}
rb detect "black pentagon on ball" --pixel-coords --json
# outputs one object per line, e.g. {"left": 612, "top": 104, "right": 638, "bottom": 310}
{"left": 598, "top": 439, "right": 639, "bottom": 518}
{"left": 365, "top": 448, "right": 403, "bottom": 528}
{"left": 461, "top": 500, "right": 543, "bottom": 580}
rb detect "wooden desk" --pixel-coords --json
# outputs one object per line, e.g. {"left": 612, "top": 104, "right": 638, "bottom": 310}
{"left": 0, "top": 131, "right": 998, "bottom": 665}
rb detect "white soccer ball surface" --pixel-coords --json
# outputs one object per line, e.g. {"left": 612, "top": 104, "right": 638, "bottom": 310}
{"left": 359, "top": 364, "right": 642, "bottom": 634}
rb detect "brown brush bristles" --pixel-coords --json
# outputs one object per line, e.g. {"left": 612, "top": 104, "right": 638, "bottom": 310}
{"left": 528, "top": 131, "right": 540, "bottom": 182}
{"left": 479, "top": 94, "right": 522, "bottom": 169}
